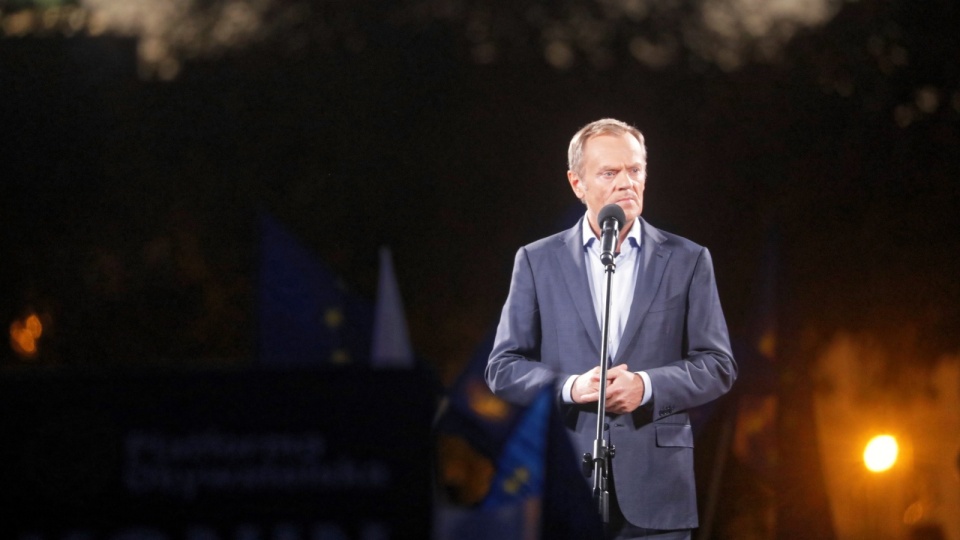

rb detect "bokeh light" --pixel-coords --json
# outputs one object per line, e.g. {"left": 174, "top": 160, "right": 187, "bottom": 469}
{"left": 9, "top": 313, "right": 43, "bottom": 360}
{"left": 0, "top": 0, "right": 854, "bottom": 78}
{"left": 863, "top": 435, "right": 899, "bottom": 473}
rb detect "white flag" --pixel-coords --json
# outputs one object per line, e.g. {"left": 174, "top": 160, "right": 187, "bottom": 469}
{"left": 371, "top": 246, "right": 414, "bottom": 368}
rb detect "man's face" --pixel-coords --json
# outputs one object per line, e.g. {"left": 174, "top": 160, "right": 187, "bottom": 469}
{"left": 567, "top": 132, "right": 646, "bottom": 235}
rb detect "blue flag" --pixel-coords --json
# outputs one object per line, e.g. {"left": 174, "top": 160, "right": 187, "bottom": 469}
{"left": 437, "top": 329, "right": 520, "bottom": 457}
{"left": 256, "top": 212, "right": 371, "bottom": 367}
{"left": 434, "top": 332, "right": 602, "bottom": 539}
{"left": 482, "top": 389, "right": 551, "bottom": 509}
{"left": 435, "top": 388, "right": 550, "bottom": 540}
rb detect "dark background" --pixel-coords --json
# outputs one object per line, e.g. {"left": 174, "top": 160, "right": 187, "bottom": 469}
{"left": 4, "top": 0, "right": 957, "bottom": 375}
{"left": 2, "top": 0, "right": 959, "bottom": 537}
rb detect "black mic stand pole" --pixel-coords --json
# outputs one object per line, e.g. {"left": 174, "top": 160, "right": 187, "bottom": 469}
{"left": 582, "top": 250, "right": 617, "bottom": 528}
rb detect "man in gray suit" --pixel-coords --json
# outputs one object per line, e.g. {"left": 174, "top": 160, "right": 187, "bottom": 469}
{"left": 486, "top": 118, "right": 737, "bottom": 539}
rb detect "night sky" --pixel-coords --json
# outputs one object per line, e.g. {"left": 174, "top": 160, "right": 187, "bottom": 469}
{"left": 4, "top": 0, "right": 959, "bottom": 381}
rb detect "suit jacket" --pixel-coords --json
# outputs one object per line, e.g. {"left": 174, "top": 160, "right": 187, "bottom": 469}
{"left": 485, "top": 217, "right": 737, "bottom": 530}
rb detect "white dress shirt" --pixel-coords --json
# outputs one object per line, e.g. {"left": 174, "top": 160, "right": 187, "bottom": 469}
{"left": 562, "top": 215, "right": 653, "bottom": 405}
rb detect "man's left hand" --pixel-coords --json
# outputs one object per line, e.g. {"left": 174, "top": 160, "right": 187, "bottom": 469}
{"left": 604, "top": 364, "right": 645, "bottom": 414}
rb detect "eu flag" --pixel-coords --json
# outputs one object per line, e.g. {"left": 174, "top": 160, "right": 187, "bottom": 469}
{"left": 256, "top": 211, "right": 371, "bottom": 367}
{"left": 434, "top": 332, "right": 602, "bottom": 539}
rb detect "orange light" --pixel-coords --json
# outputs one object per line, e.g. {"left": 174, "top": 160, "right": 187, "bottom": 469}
{"left": 864, "top": 435, "right": 898, "bottom": 472}
{"left": 9, "top": 313, "right": 43, "bottom": 359}
{"left": 467, "top": 381, "right": 511, "bottom": 421}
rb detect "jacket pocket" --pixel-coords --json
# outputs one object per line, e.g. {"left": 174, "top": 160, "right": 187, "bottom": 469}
{"left": 655, "top": 423, "right": 694, "bottom": 448}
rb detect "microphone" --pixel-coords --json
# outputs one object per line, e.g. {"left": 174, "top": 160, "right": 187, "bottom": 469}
{"left": 598, "top": 204, "right": 626, "bottom": 267}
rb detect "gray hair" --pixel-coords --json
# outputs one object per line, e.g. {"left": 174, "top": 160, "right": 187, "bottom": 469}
{"left": 567, "top": 118, "right": 647, "bottom": 177}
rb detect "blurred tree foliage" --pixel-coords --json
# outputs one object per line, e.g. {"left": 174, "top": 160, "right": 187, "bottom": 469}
{"left": 1, "top": 0, "right": 958, "bottom": 375}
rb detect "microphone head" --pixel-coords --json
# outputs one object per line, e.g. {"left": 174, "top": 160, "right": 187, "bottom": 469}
{"left": 598, "top": 204, "right": 626, "bottom": 228}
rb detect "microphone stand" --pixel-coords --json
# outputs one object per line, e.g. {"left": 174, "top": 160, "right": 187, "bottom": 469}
{"left": 582, "top": 248, "right": 617, "bottom": 527}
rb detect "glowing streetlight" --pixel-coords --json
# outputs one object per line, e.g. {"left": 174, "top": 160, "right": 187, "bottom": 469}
{"left": 863, "top": 435, "right": 898, "bottom": 473}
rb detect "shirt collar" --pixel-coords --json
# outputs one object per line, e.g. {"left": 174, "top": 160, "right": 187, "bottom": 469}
{"left": 581, "top": 212, "right": 642, "bottom": 251}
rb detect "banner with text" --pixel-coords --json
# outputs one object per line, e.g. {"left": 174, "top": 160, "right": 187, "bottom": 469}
{"left": 0, "top": 367, "right": 437, "bottom": 540}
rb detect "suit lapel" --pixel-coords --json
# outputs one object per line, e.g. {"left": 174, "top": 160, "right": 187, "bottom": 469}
{"left": 556, "top": 218, "right": 602, "bottom": 353}
{"left": 614, "top": 218, "right": 671, "bottom": 364}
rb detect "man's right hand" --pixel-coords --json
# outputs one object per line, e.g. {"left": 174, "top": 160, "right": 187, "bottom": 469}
{"left": 571, "top": 366, "right": 603, "bottom": 403}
